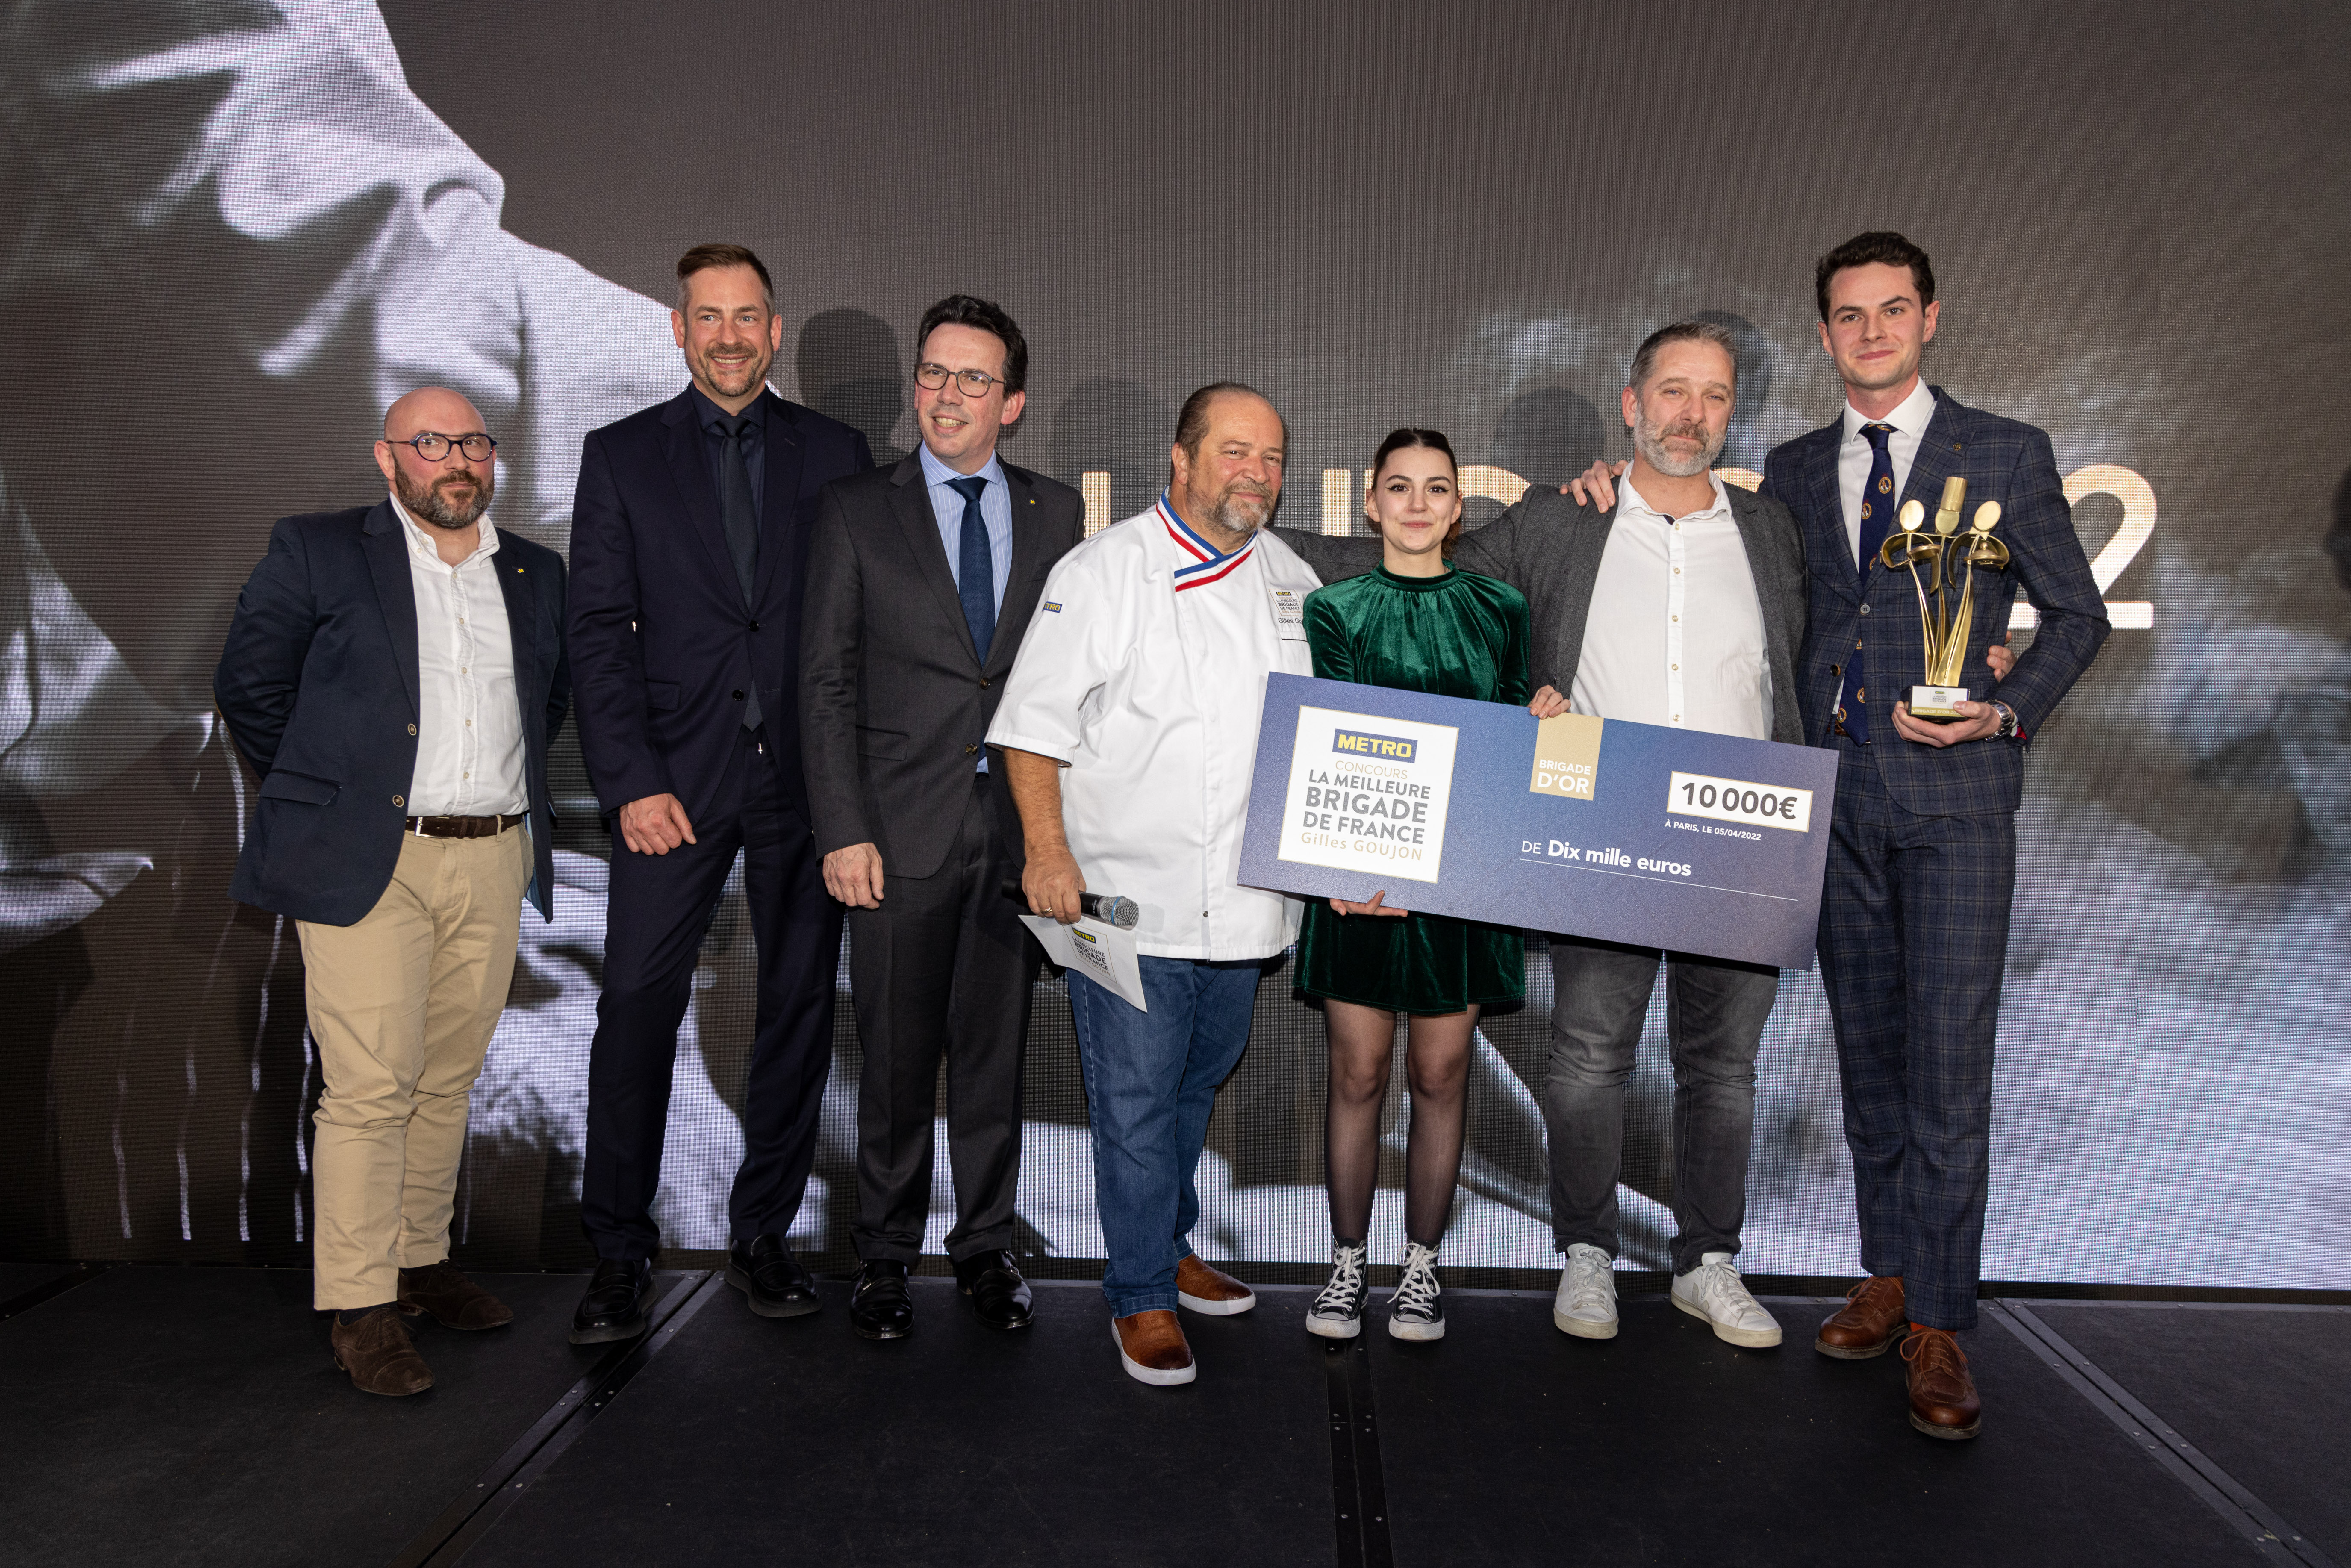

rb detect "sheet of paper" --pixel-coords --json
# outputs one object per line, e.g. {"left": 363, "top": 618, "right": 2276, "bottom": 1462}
{"left": 1020, "top": 913, "right": 1148, "bottom": 1011}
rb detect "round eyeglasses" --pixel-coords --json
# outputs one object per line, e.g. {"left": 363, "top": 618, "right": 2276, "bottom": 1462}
{"left": 913, "top": 362, "right": 1006, "bottom": 398}
{"left": 396, "top": 432, "right": 498, "bottom": 463}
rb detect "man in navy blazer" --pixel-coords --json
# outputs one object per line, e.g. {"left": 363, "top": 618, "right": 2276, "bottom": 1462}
{"left": 215, "top": 386, "right": 569, "bottom": 1395}
{"left": 1764, "top": 233, "right": 2109, "bottom": 1440}
{"left": 565, "top": 244, "right": 874, "bottom": 1341}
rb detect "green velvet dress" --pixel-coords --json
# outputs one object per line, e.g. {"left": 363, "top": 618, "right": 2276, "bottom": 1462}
{"left": 1293, "top": 566, "right": 1532, "bottom": 1014}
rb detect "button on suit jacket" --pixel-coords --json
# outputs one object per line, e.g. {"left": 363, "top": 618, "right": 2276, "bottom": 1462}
{"left": 798, "top": 452, "right": 1085, "bottom": 879}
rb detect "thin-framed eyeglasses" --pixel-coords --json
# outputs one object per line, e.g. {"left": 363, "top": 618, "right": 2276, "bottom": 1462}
{"left": 913, "top": 362, "right": 1006, "bottom": 398}
{"left": 393, "top": 431, "right": 498, "bottom": 463}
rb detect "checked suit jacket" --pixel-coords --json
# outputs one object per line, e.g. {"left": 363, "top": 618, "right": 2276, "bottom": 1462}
{"left": 798, "top": 452, "right": 1086, "bottom": 879}
{"left": 1762, "top": 387, "right": 2110, "bottom": 816}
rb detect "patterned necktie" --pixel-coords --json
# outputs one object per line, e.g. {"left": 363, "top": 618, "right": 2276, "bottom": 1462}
{"left": 1846, "top": 421, "right": 1897, "bottom": 745}
{"left": 949, "top": 475, "right": 995, "bottom": 663}
{"left": 718, "top": 415, "right": 762, "bottom": 730}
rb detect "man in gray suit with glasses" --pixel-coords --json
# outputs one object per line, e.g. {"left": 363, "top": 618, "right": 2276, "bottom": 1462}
{"left": 800, "top": 294, "right": 1085, "bottom": 1341}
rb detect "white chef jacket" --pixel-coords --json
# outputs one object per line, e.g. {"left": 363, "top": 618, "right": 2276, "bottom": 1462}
{"left": 988, "top": 495, "right": 1322, "bottom": 960}
{"left": 1571, "top": 469, "right": 1771, "bottom": 740}
{"left": 392, "top": 498, "right": 527, "bottom": 817}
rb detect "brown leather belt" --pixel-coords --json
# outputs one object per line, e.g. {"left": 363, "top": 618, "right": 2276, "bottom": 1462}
{"left": 405, "top": 813, "right": 525, "bottom": 838}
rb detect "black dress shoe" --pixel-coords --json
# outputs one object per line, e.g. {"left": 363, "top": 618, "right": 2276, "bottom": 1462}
{"left": 953, "top": 1249, "right": 1034, "bottom": 1331}
{"left": 848, "top": 1259, "right": 914, "bottom": 1340}
{"left": 569, "top": 1257, "right": 653, "bottom": 1345}
{"left": 726, "top": 1234, "right": 820, "bottom": 1319}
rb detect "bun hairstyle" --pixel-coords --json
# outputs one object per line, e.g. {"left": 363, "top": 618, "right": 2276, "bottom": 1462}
{"left": 1370, "top": 427, "right": 1464, "bottom": 558}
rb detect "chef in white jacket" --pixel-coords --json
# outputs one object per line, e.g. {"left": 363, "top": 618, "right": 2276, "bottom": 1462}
{"left": 990, "top": 382, "right": 1319, "bottom": 1388}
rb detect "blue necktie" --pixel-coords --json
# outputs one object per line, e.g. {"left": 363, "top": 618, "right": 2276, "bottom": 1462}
{"left": 949, "top": 475, "right": 995, "bottom": 663}
{"left": 1846, "top": 422, "right": 1896, "bottom": 745}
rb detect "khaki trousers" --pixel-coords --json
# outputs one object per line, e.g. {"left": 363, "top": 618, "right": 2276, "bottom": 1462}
{"left": 298, "top": 825, "right": 529, "bottom": 1309}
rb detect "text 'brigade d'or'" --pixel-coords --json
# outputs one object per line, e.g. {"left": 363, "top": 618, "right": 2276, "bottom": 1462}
{"left": 1333, "top": 729, "right": 1417, "bottom": 763}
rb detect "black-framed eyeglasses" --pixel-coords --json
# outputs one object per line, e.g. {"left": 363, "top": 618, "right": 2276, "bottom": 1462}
{"left": 394, "top": 431, "right": 498, "bottom": 463}
{"left": 913, "top": 362, "right": 1006, "bottom": 398}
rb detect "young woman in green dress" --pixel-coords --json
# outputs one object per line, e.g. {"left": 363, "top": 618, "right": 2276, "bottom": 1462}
{"left": 1297, "top": 428, "right": 1558, "bottom": 1342}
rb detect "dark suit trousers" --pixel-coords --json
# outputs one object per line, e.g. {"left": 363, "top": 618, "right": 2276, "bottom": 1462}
{"left": 1818, "top": 737, "right": 2016, "bottom": 1331}
{"left": 846, "top": 772, "right": 1037, "bottom": 1265}
{"left": 581, "top": 727, "right": 843, "bottom": 1259}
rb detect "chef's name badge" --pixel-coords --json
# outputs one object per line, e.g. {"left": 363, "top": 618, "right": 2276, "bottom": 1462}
{"left": 1269, "top": 586, "right": 1307, "bottom": 641}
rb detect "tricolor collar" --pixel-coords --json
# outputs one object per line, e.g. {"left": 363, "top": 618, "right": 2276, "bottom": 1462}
{"left": 1158, "top": 491, "right": 1256, "bottom": 592}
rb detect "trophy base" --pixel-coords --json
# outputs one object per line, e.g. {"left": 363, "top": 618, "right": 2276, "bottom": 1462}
{"left": 1908, "top": 685, "right": 1972, "bottom": 722}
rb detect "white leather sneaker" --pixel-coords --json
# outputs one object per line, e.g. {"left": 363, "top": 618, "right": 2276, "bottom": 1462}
{"left": 1671, "top": 1251, "right": 1782, "bottom": 1348}
{"left": 1552, "top": 1243, "right": 1619, "bottom": 1340}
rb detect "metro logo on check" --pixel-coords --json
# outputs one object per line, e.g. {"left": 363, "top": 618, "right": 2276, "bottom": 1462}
{"left": 1333, "top": 729, "right": 1417, "bottom": 763}
{"left": 1668, "top": 771, "right": 1813, "bottom": 833}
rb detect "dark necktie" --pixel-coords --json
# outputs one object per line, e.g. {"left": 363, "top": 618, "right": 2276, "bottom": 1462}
{"left": 949, "top": 475, "right": 995, "bottom": 663}
{"left": 1846, "top": 421, "right": 1896, "bottom": 745}
{"left": 718, "top": 415, "right": 761, "bottom": 730}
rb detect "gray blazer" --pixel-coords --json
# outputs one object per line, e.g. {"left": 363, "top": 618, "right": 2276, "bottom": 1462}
{"left": 799, "top": 452, "right": 1086, "bottom": 879}
{"left": 1276, "top": 481, "right": 1809, "bottom": 745}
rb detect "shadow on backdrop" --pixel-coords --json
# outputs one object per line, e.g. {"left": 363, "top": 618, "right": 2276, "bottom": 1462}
{"left": 1481, "top": 386, "right": 1606, "bottom": 528}
{"left": 797, "top": 309, "right": 906, "bottom": 465}
{"left": 1693, "top": 309, "right": 1777, "bottom": 472}
{"left": 1049, "top": 379, "right": 1173, "bottom": 522}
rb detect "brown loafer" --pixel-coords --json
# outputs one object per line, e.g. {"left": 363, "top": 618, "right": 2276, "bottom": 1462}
{"left": 1902, "top": 1326, "right": 1983, "bottom": 1440}
{"left": 1113, "top": 1309, "right": 1196, "bottom": 1386}
{"left": 1815, "top": 1275, "right": 1906, "bottom": 1359}
{"left": 331, "top": 1306, "right": 434, "bottom": 1396}
{"left": 398, "top": 1259, "right": 514, "bottom": 1330}
{"left": 1175, "top": 1254, "right": 1255, "bottom": 1316}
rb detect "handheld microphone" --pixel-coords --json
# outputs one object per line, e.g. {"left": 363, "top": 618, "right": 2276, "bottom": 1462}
{"left": 999, "top": 881, "right": 1139, "bottom": 930}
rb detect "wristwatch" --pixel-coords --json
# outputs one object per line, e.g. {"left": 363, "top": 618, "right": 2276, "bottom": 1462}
{"left": 1990, "top": 701, "right": 2019, "bottom": 740}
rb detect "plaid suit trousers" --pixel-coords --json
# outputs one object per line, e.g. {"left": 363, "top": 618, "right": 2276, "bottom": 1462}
{"left": 1818, "top": 736, "right": 2016, "bottom": 1330}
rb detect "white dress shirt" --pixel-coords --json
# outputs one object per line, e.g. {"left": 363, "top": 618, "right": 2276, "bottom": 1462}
{"left": 1570, "top": 470, "right": 1771, "bottom": 740}
{"left": 989, "top": 495, "right": 1322, "bottom": 960}
{"left": 395, "top": 498, "right": 526, "bottom": 817}
{"left": 1836, "top": 377, "right": 1938, "bottom": 567}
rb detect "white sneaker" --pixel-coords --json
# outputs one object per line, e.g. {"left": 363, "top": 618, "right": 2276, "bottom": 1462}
{"left": 1306, "top": 1241, "right": 1369, "bottom": 1340}
{"left": 1671, "top": 1251, "right": 1782, "bottom": 1348}
{"left": 1388, "top": 1241, "right": 1445, "bottom": 1341}
{"left": 1552, "top": 1243, "right": 1619, "bottom": 1339}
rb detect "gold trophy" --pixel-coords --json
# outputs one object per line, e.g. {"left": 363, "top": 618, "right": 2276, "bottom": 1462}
{"left": 1877, "top": 475, "right": 2007, "bottom": 721}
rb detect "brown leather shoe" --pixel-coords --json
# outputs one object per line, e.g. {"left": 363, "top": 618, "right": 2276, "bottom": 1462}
{"left": 1815, "top": 1275, "right": 1907, "bottom": 1359}
{"left": 398, "top": 1259, "right": 514, "bottom": 1330}
{"left": 331, "top": 1306, "right": 433, "bottom": 1396}
{"left": 1113, "top": 1309, "right": 1196, "bottom": 1386}
{"left": 1175, "top": 1253, "right": 1255, "bottom": 1316}
{"left": 1902, "top": 1326, "right": 1983, "bottom": 1440}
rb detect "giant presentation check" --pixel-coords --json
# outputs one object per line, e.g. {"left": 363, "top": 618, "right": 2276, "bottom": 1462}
{"left": 1238, "top": 675, "right": 1839, "bottom": 970}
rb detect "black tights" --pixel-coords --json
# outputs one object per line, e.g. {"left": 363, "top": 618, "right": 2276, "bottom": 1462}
{"left": 1322, "top": 999, "right": 1477, "bottom": 1247}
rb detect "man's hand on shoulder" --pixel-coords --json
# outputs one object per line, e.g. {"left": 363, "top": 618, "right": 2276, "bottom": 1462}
{"left": 1022, "top": 844, "right": 1086, "bottom": 925}
{"left": 617, "top": 793, "right": 695, "bottom": 855}
{"left": 1561, "top": 460, "right": 1627, "bottom": 510}
{"left": 823, "top": 843, "right": 885, "bottom": 909}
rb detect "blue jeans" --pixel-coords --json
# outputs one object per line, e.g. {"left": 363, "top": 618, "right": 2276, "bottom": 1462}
{"left": 1066, "top": 957, "right": 1261, "bottom": 1317}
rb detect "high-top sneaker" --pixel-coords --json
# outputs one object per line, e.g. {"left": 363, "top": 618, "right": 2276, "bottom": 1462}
{"left": 1388, "top": 1240, "right": 1445, "bottom": 1341}
{"left": 1306, "top": 1240, "right": 1370, "bottom": 1340}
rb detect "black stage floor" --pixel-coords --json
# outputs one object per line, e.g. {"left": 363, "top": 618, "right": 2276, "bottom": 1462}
{"left": 1, "top": 1265, "right": 2342, "bottom": 1567}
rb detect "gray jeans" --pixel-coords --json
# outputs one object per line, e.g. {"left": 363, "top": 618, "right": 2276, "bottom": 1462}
{"left": 1542, "top": 936, "right": 1779, "bottom": 1276}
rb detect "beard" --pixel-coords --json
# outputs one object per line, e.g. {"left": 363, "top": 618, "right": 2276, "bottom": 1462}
{"left": 1204, "top": 480, "right": 1276, "bottom": 536}
{"left": 1633, "top": 411, "right": 1725, "bottom": 479}
{"left": 395, "top": 462, "right": 494, "bottom": 529}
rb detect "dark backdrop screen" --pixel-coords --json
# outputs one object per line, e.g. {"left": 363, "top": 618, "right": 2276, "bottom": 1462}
{"left": 2, "top": 0, "right": 2344, "bottom": 1288}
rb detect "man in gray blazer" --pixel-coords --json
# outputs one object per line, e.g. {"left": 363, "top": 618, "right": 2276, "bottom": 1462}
{"left": 800, "top": 295, "right": 1085, "bottom": 1338}
{"left": 1279, "top": 321, "right": 1807, "bottom": 1350}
